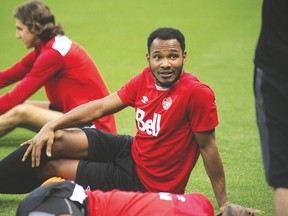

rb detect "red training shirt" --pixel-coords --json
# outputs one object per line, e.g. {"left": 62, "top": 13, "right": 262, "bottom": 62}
{"left": 86, "top": 189, "right": 214, "bottom": 216}
{"left": 0, "top": 35, "right": 116, "bottom": 133}
{"left": 117, "top": 67, "right": 218, "bottom": 193}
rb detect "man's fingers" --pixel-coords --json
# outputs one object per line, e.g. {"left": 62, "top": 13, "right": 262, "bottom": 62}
{"left": 46, "top": 138, "right": 53, "bottom": 157}
{"left": 20, "top": 140, "right": 31, "bottom": 147}
{"left": 35, "top": 145, "right": 42, "bottom": 167}
{"left": 31, "top": 143, "right": 36, "bottom": 168}
{"left": 22, "top": 144, "right": 32, "bottom": 162}
{"left": 221, "top": 204, "right": 264, "bottom": 216}
{"left": 247, "top": 208, "right": 264, "bottom": 215}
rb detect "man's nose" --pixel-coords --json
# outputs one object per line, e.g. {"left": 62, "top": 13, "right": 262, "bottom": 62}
{"left": 160, "top": 58, "right": 171, "bottom": 67}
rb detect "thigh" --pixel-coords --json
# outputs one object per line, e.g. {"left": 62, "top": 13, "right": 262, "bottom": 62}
{"left": 52, "top": 129, "right": 90, "bottom": 159}
{"left": 75, "top": 129, "right": 146, "bottom": 191}
{"left": 76, "top": 158, "right": 146, "bottom": 192}
{"left": 82, "top": 128, "right": 133, "bottom": 162}
{"left": 254, "top": 67, "right": 270, "bottom": 178}
{"left": 18, "top": 104, "right": 63, "bottom": 130}
{"left": 254, "top": 67, "right": 288, "bottom": 188}
{"left": 24, "top": 101, "right": 50, "bottom": 109}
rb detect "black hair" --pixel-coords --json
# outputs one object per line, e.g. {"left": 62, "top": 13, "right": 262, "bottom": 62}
{"left": 147, "top": 27, "right": 185, "bottom": 53}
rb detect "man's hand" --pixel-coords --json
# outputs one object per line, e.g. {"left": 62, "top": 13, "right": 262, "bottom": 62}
{"left": 216, "top": 203, "right": 264, "bottom": 216}
{"left": 21, "top": 125, "right": 55, "bottom": 167}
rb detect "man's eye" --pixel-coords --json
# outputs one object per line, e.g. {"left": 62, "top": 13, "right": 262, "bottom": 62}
{"left": 170, "top": 55, "right": 178, "bottom": 60}
{"left": 153, "top": 56, "right": 161, "bottom": 60}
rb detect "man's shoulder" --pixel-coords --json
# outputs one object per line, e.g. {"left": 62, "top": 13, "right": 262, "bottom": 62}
{"left": 180, "top": 72, "right": 207, "bottom": 88}
{"left": 40, "top": 35, "right": 73, "bottom": 57}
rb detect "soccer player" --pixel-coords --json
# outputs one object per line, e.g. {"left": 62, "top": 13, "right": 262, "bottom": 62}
{"left": 0, "top": 1, "right": 117, "bottom": 137}
{"left": 0, "top": 27, "right": 258, "bottom": 215}
{"left": 253, "top": 0, "right": 288, "bottom": 215}
{"left": 16, "top": 180, "right": 215, "bottom": 216}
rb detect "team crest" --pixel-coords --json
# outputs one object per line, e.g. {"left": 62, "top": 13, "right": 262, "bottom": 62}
{"left": 162, "top": 97, "right": 173, "bottom": 110}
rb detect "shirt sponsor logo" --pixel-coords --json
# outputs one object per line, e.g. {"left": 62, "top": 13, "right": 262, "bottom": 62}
{"left": 159, "top": 192, "right": 173, "bottom": 201}
{"left": 136, "top": 108, "right": 161, "bottom": 136}
{"left": 176, "top": 195, "right": 186, "bottom": 202}
{"left": 159, "top": 193, "right": 186, "bottom": 202}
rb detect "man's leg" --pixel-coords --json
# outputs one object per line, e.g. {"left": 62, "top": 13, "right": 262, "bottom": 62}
{"left": 0, "top": 145, "right": 47, "bottom": 193}
{"left": 0, "top": 102, "right": 63, "bottom": 137}
{"left": 37, "top": 129, "right": 90, "bottom": 180}
{"left": 273, "top": 188, "right": 288, "bottom": 216}
{"left": 254, "top": 67, "right": 288, "bottom": 216}
{"left": 38, "top": 159, "right": 79, "bottom": 181}
{"left": 0, "top": 129, "right": 89, "bottom": 194}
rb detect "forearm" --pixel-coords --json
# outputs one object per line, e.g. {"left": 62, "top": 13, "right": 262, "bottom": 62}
{"left": 0, "top": 51, "right": 35, "bottom": 88}
{"left": 206, "top": 160, "right": 228, "bottom": 208}
{"left": 46, "top": 100, "right": 102, "bottom": 131}
{"left": 200, "top": 146, "right": 229, "bottom": 208}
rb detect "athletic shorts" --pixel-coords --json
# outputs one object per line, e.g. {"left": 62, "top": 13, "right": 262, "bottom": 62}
{"left": 254, "top": 66, "right": 288, "bottom": 188}
{"left": 48, "top": 104, "right": 62, "bottom": 112}
{"left": 75, "top": 128, "right": 147, "bottom": 192}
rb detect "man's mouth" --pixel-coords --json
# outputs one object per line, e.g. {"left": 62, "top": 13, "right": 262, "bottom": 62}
{"left": 158, "top": 71, "right": 173, "bottom": 78}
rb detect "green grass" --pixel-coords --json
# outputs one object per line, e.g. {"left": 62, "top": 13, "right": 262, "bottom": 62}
{"left": 0, "top": 0, "right": 273, "bottom": 215}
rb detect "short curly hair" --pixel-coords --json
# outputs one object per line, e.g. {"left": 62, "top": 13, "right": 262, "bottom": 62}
{"left": 147, "top": 27, "right": 186, "bottom": 54}
{"left": 14, "top": 0, "right": 64, "bottom": 43}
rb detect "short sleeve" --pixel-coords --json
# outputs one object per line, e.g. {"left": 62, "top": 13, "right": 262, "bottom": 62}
{"left": 188, "top": 85, "right": 218, "bottom": 132}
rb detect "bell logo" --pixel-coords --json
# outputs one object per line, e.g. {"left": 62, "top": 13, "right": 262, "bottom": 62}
{"left": 136, "top": 108, "right": 161, "bottom": 136}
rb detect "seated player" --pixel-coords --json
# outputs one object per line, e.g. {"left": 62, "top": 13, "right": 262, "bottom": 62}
{"left": 0, "top": 1, "right": 116, "bottom": 138}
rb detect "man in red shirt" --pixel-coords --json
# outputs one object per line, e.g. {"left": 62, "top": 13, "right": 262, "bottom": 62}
{"left": 17, "top": 180, "right": 262, "bottom": 216}
{"left": 17, "top": 180, "right": 214, "bottom": 216}
{"left": 0, "top": 1, "right": 117, "bottom": 137}
{"left": 0, "top": 27, "right": 259, "bottom": 215}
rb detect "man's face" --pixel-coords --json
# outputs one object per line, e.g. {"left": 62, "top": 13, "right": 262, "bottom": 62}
{"left": 15, "top": 18, "right": 40, "bottom": 48}
{"left": 146, "top": 38, "right": 186, "bottom": 88}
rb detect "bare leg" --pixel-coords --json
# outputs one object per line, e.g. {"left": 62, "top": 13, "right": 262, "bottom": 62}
{"left": 24, "top": 101, "right": 51, "bottom": 109}
{"left": 273, "top": 188, "right": 288, "bottom": 216}
{"left": 51, "top": 129, "right": 89, "bottom": 158}
{"left": 38, "top": 129, "right": 89, "bottom": 180}
{"left": 39, "top": 159, "right": 79, "bottom": 181}
{"left": 0, "top": 101, "right": 62, "bottom": 137}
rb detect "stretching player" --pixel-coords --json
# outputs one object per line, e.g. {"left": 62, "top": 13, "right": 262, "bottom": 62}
{"left": 0, "top": 1, "right": 116, "bottom": 137}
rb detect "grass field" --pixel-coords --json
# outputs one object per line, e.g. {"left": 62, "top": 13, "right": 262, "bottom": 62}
{"left": 0, "top": 0, "right": 273, "bottom": 215}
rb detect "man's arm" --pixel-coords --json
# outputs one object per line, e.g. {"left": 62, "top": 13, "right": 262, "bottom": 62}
{"left": 194, "top": 130, "right": 229, "bottom": 208}
{"left": 0, "top": 51, "right": 36, "bottom": 114}
{"left": 22, "top": 92, "right": 126, "bottom": 167}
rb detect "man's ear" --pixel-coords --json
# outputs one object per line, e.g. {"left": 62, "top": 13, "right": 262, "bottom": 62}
{"left": 146, "top": 53, "right": 150, "bottom": 63}
{"left": 183, "top": 51, "right": 187, "bottom": 64}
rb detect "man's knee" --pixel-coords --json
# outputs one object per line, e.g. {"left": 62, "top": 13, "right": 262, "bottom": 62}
{"left": 10, "top": 104, "right": 32, "bottom": 118}
{"left": 37, "top": 160, "right": 60, "bottom": 180}
{"left": 37, "top": 159, "right": 78, "bottom": 180}
{"left": 52, "top": 130, "right": 68, "bottom": 153}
